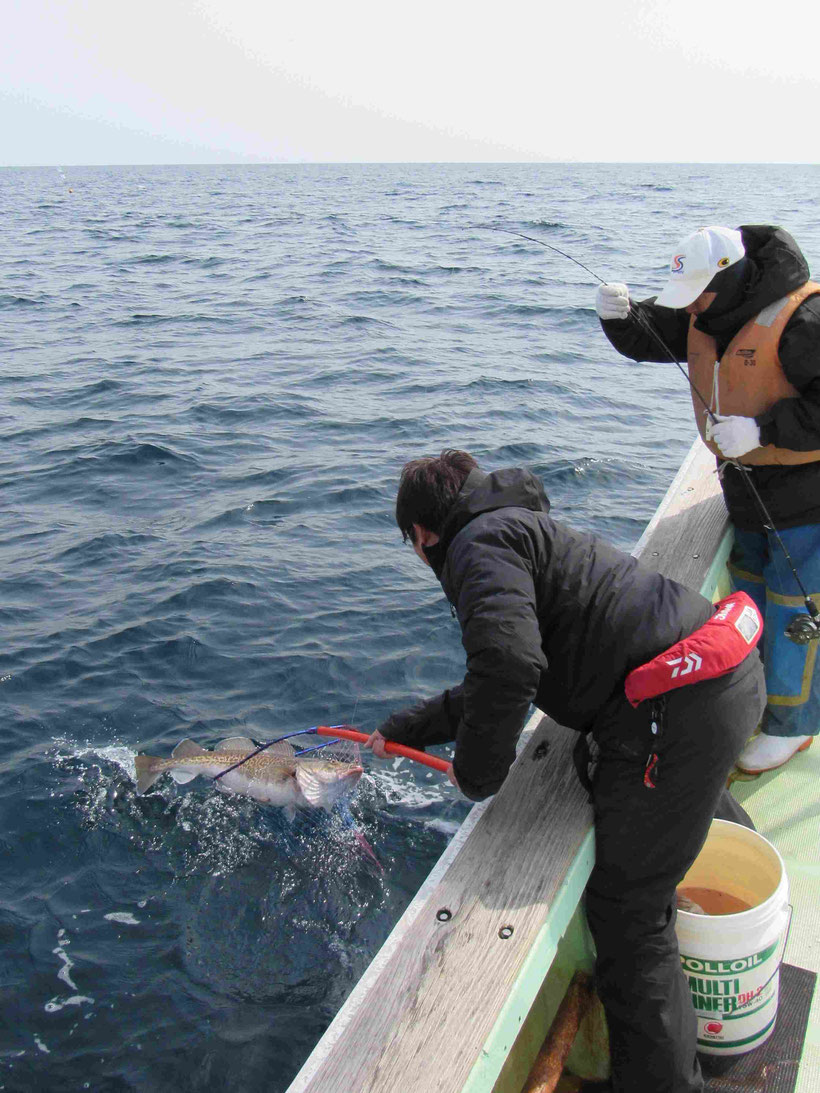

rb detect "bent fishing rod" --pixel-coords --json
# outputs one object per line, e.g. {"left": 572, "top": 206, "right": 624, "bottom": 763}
{"left": 483, "top": 226, "right": 820, "bottom": 644}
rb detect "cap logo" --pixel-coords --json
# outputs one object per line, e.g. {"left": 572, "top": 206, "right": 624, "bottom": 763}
{"left": 671, "top": 255, "right": 685, "bottom": 273}
{"left": 717, "top": 256, "right": 731, "bottom": 268}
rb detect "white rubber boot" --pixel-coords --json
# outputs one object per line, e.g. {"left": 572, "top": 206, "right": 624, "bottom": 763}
{"left": 736, "top": 732, "right": 813, "bottom": 774}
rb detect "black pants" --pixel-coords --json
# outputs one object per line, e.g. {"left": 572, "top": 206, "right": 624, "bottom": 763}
{"left": 584, "top": 652, "right": 766, "bottom": 1093}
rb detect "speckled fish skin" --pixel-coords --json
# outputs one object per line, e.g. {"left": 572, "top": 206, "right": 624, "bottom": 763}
{"left": 134, "top": 736, "right": 363, "bottom": 812}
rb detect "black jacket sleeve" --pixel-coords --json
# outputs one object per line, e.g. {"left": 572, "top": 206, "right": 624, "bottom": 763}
{"left": 600, "top": 296, "right": 689, "bottom": 363}
{"left": 446, "top": 531, "right": 547, "bottom": 801}
{"left": 756, "top": 295, "right": 820, "bottom": 450}
{"left": 378, "top": 686, "right": 464, "bottom": 749}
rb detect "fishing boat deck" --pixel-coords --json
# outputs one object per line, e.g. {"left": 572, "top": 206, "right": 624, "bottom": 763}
{"left": 286, "top": 437, "right": 819, "bottom": 1093}
{"left": 733, "top": 730, "right": 820, "bottom": 1093}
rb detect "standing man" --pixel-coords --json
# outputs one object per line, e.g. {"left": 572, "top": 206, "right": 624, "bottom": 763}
{"left": 596, "top": 225, "right": 820, "bottom": 773}
{"left": 367, "top": 449, "right": 765, "bottom": 1093}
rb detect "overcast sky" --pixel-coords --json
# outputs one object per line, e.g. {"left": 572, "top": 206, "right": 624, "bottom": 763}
{"left": 3, "top": 0, "right": 819, "bottom": 165}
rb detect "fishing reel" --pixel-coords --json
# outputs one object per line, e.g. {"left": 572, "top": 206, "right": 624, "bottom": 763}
{"left": 785, "top": 614, "right": 820, "bottom": 645}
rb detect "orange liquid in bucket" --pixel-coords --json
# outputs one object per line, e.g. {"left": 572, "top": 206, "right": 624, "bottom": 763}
{"left": 678, "top": 886, "right": 754, "bottom": 915}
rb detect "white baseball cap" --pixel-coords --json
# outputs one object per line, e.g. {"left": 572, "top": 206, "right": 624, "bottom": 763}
{"left": 656, "top": 226, "right": 745, "bottom": 308}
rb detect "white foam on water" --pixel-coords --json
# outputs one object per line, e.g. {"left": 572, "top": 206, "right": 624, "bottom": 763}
{"left": 53, "top": 929, "right": 78, "bottom": 991}
{"left": 45, "top": 995, "right": 94, "bottom": 1013}
{"left": 104, "top": 912, "right": 140, "bottom": 926}
{"left": 369, "top": 767, "right": 450, "bottom": 809}
{"left": 34, "top": 1036, "right": 50, "bottom": 1054}
{"left": 51, "top": 738, "right": 137, "bottom": 782}
{"left": 46, "top": 929, "right": 95, "bottom": 1016}
{"left": 424, "top": 818, "right": 461, "bottom": 836}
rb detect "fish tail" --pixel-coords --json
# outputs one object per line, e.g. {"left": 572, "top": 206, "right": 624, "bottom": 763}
{"left": 134, "top": 755, "right": 166, "bottom": 794}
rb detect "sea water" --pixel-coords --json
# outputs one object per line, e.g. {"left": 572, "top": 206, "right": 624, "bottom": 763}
{"left": 1, "top": 162, "right": 818, "bottom": 1091}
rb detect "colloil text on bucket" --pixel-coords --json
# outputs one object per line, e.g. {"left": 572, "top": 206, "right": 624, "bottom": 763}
{"left": 675, "top": 819, "right": 791, "bottom": 1055}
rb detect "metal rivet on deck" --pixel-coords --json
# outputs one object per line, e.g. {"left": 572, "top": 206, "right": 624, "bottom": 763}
{"left": 651, "top": 551, "right": 659, "bottom": 556}
{"left": 498, "top": 925, "right": 514, "bottom": 940}
{"left": 692, "top": 553, "right": 700, "bottom": 559}
{"left": 533, "top": 741, "right": 548, "bottom": 761}
{"left": 436, "top": 908, "right": 452, "bottom": 922}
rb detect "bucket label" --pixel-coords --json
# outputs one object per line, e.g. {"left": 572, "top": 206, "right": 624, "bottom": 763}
{"left": 680, "top": 937, "right": 783, "bottom": 1054}
{"left": 686, "top": 974, "right": 773, "bottom": 1015}
{"left": 680, "top": 940, "right": 778, "bottom": 976}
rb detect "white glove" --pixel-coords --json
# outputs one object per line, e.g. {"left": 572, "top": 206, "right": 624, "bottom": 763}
{"left": 596, "top": 283, "right": 630, "bottom": 321}
{"left": 710, "top": 415, "right": 761, "bottom": 458}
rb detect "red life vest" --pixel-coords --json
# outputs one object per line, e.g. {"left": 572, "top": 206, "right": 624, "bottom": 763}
{"left": 624, "top": 592, "right": 763, "bottom": 707}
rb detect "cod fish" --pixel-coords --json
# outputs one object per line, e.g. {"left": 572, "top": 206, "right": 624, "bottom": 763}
{"left": 134, "top": 736, "right": 363, "bottom": 817}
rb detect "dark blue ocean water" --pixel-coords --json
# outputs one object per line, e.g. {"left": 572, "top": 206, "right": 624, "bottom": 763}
{"left": 1, "top": 163, "right": 818, "bottom": 1092}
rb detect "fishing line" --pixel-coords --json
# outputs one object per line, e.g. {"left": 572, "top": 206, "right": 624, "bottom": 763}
{"left": 480, "top": 225, "right": 820, "bottom": 640}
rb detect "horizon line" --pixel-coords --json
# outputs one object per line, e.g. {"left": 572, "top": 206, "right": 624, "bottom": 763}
{"left": 2, "top": 159, "right": 817, "bottom": 169}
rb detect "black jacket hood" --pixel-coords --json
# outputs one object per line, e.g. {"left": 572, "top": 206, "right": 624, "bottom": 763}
{"left": 695, "top": 225, "right": 810, "bottom": 339}
{"left": 424, "top": 467, "right": 551, "bottom": 577}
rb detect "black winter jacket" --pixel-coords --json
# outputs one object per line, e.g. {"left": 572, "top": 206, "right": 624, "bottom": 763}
{"left": 381, "top": 468, "right": 712, "bottom": 800}
{"left": 599, "top": 225, "right": 820, "bottom": 531}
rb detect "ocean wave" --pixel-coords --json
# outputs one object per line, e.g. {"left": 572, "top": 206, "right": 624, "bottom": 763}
{"left": 0, "top": 294, "right": 46, "bottom": 308}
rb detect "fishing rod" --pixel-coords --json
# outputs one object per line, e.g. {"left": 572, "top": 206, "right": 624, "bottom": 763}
{"left": 214, "top": 724, "right": 450, "bottom": 780}
{"left": 482, "top": 225, "right": 820, "bottom": 643}
{"left": 484, "top": 226, "right": 720, "bottom": 423}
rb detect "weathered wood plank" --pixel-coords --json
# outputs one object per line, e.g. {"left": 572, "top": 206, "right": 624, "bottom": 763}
{"left": 287, "top": 436, "right": 732, "bottom": 1093}
{"left": 292, "top": 717, "right": 591, "bottom": 1093}
{"left": 632, "top": 439, "right": 729, "bottom": 583}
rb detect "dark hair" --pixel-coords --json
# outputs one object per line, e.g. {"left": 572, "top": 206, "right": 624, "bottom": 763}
{"left": 395, "top": 449, "right": 479, "bottom": 543}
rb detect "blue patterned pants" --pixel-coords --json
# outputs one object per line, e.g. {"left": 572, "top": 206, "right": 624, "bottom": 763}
{"left": 729, "top": 524, "right": 820, "bottom": 738}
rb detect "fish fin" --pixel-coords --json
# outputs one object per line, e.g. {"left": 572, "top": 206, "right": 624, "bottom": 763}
{"left": 172, "top": 738, "right": 209, "bottom": 760}
{"left": 295, "top": 765, "right": 328, "bottom": 807}
{"left": 170, "top": 770, "right": 198, "bottom": 784}
{"left": 265, "top": 741, "right": 296, "bottom": 759}
{"left": 215, "top": 736, "right": 256, "bottom": 753}
{"left": 134, "top": 755, "right": 165, "bottom": 794}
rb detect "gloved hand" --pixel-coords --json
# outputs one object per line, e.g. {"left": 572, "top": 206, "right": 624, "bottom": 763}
{"left": 710, "top": 415, "right": 762, "bottom": 458}
{"left": 595, "top": 282, "right": 630, "bottom": 321}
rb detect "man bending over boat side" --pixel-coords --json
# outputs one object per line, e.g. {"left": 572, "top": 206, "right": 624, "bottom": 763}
{"left": 596, "top": 225, "right": 820, "bottom": 774}
{"left": 366, "top": 449, "right": 765, "bottom": 1093}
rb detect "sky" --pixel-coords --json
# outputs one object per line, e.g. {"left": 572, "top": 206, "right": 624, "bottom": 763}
{"left": 3, "top": 0, "right": 820, "bottom": 165}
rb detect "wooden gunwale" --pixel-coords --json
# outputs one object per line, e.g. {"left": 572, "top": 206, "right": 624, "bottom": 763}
{"left": 285, "top": 437, "right": 737, "bottom": 1093}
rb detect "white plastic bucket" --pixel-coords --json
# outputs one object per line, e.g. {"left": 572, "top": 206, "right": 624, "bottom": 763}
{"left": 675, "top": 819, "right": 790, "bottom": 1056}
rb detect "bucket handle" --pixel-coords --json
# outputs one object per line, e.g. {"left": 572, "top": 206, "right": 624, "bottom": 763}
{"left": 710, "top": 902, "right": 793, "bottom": 1017}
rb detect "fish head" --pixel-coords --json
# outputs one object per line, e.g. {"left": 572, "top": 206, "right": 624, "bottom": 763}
{"left": 295, "top": 757, "right": 364, "bottom": 811}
